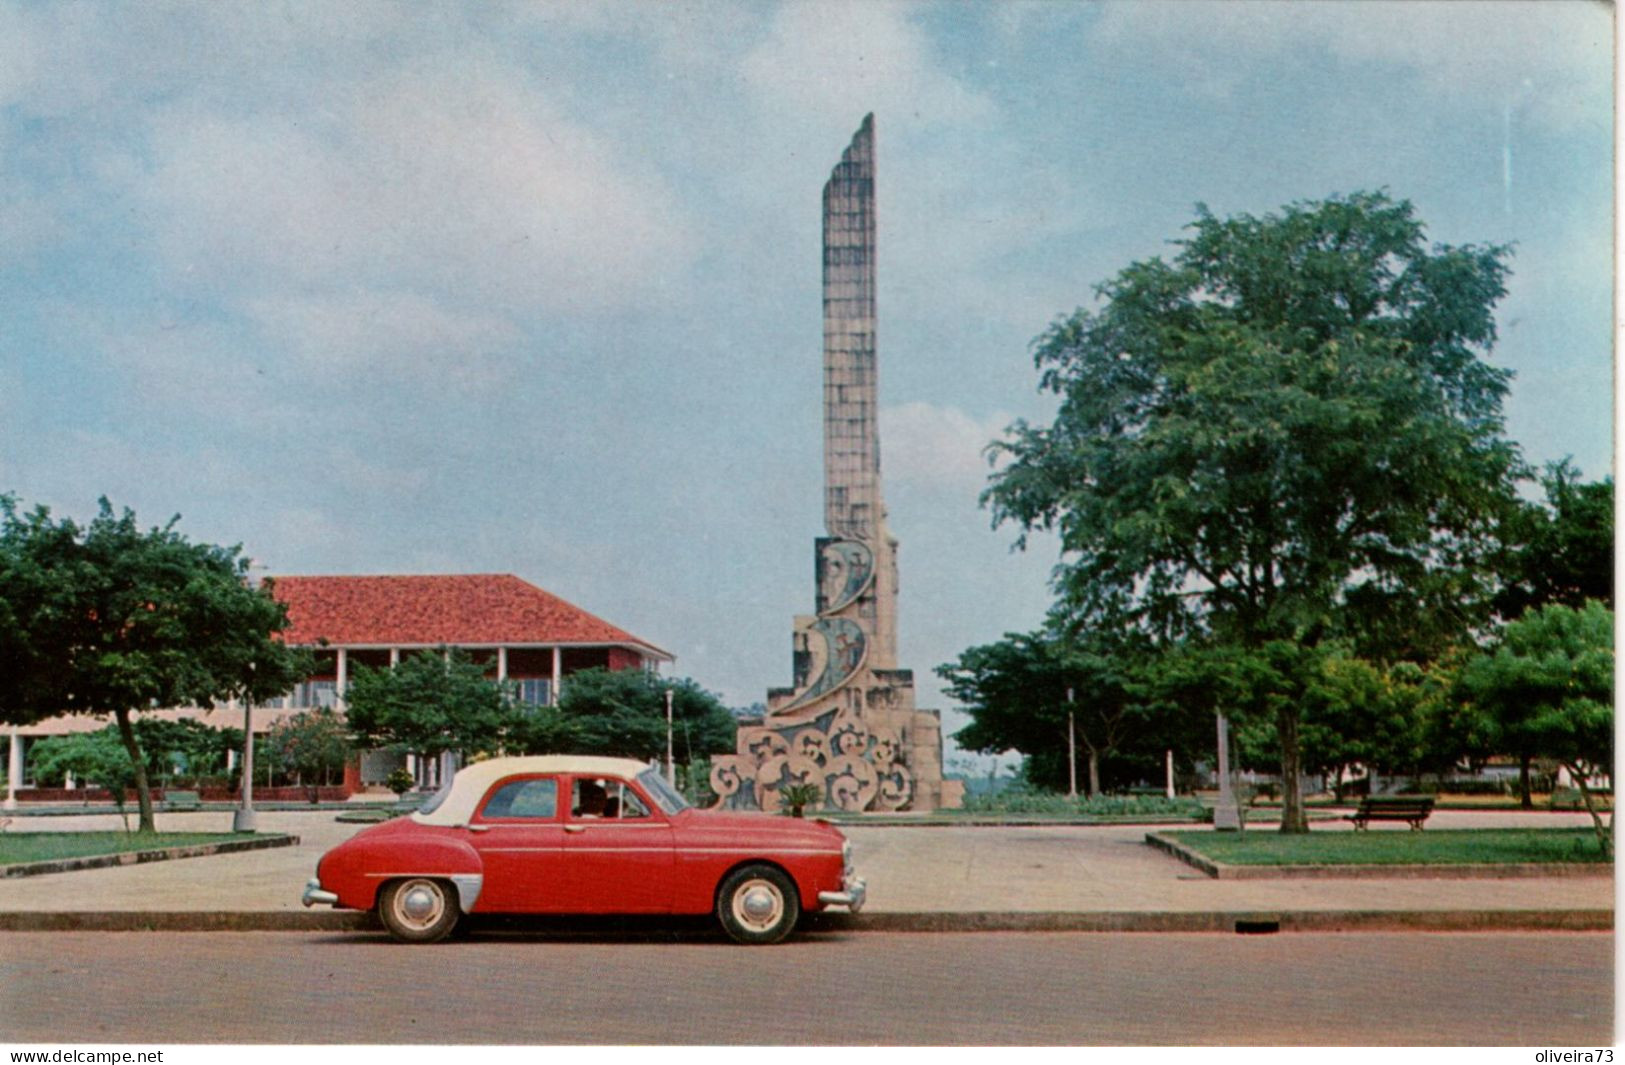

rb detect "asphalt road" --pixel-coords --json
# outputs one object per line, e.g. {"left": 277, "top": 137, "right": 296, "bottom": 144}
{"left": 0, "top": 929, "right": 1612, "bottom": 1045}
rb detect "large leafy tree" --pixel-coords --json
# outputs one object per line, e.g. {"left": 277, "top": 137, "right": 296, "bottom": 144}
{"left": 545, "top": 668, "right": 736, "bottom": 764}
{"left": 1279, "top": 653, "right": 1437, "bottom": 797}
{"left": 1495, "top": 462, "right": 1613, "bottom": 620}
{"left": 984, "top": 193, "right": 1522, "bottom": 831}
{"left": 1456, "top": 600, "right": 1613, "bottom": 852}
{"left": 344, "top": 649, "right": 523, "bottom": 761}
{"left": 1448, "top": 461, "right": 1614, "bottom": 808}
{"left": 0, "top": 497, "right": 310, "bottom": 832}
{"left": 940, "top": 629, "right": 1178, "bottom": 795}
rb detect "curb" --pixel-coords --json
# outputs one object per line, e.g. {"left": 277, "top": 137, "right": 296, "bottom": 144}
{"left": 0, "top": 834, "right": 300, "bottom": 879}
{"left": 812, "top": 909, "right": 1615, "bottom": 933}
{"left": 1145, "top": 831, "right": 1615, "bottom": 880}
{"left": 0, "top": 910, "right": 373, "bottom": 931}
{"left": 825, "top": 817, "right": 1209, "bottom": 828}
{"left": 0, "top": 907, "right": 1608, "bottom": 934}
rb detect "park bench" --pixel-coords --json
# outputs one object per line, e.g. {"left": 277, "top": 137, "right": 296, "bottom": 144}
{"left": 1346, "top": 795, "right": 1434, "bottom": 831}
{"left": 162, "top": 790, "right": 202, "bottom": 812}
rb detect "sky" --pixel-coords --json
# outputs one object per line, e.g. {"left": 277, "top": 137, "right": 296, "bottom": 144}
{"left": 0, "top": 1, "right": 1613, "bottom": 773}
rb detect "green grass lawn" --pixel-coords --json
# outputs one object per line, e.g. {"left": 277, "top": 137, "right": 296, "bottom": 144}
{"left": 1163, "top": 828, "right": 1612, "bottom": 866}
{"left": 0, "top": 832, "right": 244, "bottom": 866}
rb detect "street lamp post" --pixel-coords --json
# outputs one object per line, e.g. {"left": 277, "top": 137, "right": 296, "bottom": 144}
{"left": 233, "top": 698, "right": 257, "bottom": 833}
{"left": 664, "top": 688, "right": 675, "bottom": 786}
{"left": 4, "top": 725, "right": 20, "bottom": 811}
{"left": 1066, "top": 687, "right": 1077, "bottom": 799}
{"left": 1213, "top": 714, "right": 1241, "bottom": 831}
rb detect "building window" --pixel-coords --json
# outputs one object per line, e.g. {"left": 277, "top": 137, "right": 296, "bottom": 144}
{"left": 513, "top": 679, "right": 552, "bottom": 707}
{"left": 270, "top": 680, "right": 338, "bottom": 709}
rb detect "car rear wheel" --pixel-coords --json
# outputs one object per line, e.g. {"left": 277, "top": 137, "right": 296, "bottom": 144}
{"left": 379, "top": 877, "right": 460, "bottom": 944}
{"left": 716, "top": 864, "right": 800, "bottom": 945}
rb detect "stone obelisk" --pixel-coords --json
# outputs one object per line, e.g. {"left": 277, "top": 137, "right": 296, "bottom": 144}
{"left": 709, "top": 115, "right": 958, "bottom": 813}
{"left": 822, "top": 113, "right": 898, "bottom": 672}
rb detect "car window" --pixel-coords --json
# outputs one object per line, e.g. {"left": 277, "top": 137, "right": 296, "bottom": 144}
{"left": 572, "top": 777, "right": 610, "bottom": 818}
{"left": 479, "top": 777, "right": 559, "bottom": 820}
{"left": 616, "top": 784, "right": 651, "bottom": 819}
{"left": 571, "top": 776, "right": 653, "bottom": 820}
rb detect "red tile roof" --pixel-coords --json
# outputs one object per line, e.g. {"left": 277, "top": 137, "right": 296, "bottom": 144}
{"left": 267, "top": 574, "right": 671, "bottom": 659}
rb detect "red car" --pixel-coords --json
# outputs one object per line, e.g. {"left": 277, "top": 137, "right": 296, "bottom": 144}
{"left": 302, "top": 755, "right": 865, "bottom": 944}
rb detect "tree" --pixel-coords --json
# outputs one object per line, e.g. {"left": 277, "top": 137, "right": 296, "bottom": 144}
{"left": 548, "top": 668, "right": 736, "bottom": 764}
{"left": 983, "top": 192, "right": 1522, "bottom": 831}
{"left": 264, "top": 707, "right": 352, "bottom": 801}
{"left": 1275, "top": 653, "right": 1439, "bottom": 798}
{"left": 1456, "top": 600, "right": 1613, "bottom": 853}
{"left": 28, "top": 730, "right": 140, "bottom": 831}
{"left": 1292, "top": 651, "right": 1386, "bottom": 796}
{"left": 1495, "top": 461, "right": 1613, "bottom": 620}
{"left": 939, "top": 629, "right": 1157, "bottom": 795}
{"left": 344, "top": 649, "right": 522, "bottom": 762}
{"left": 0, "top": 497, "right": 311, "bottom": 832}
{"left": 131, "top": 718, "right": 244, "bottom": 785}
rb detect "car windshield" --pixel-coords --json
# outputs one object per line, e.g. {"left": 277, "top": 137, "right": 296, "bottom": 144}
{"left": 415, "top": 774, "right": 455, "bottom": 816}
{"left": 637, "top": 767, "right": 690, "bottom": 816}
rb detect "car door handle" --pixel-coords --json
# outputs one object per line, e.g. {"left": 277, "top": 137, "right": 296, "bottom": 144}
{"left": 564, "top": 824, "right": 586, "bottom": 834}
{"left": 466, "top": 825, "right": 491, "bottom": 834}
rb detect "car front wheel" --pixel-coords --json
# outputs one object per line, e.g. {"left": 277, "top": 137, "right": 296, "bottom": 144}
{"left": 716, "top": 864, "right": 800, "bottom": 945}
{"left": 379, "top": 877, "right": 460, "bottom": 944}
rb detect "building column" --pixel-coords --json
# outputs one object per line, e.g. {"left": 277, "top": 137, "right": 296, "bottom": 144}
{"left": 389, "top": 648, "right": 400, "bottom": 666}
{"left": 5, "top": 728, "right": 21, "bottom": 810}
{"left": 497, "top": 647, "right": 508, "bottom": 681}
{"left": 335, "top": 648, "right": 348, "bottom": 702}
{"left": 552, "top": 646, "right": 562, "bottom": 706}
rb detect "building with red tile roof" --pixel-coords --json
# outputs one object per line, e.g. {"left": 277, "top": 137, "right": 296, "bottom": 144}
{"left": 259, "top": 574, "right": 671, "bottom": 719}
{"left": 270, "top": 574, "right": 669, "bottom": 654}
{"left": 7, "top": 574, "right": 672, "bottom": 798}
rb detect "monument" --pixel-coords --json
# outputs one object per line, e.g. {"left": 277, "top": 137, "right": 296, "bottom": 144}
{"left": 710, "top": 115, "right": 961, "bottom": 813}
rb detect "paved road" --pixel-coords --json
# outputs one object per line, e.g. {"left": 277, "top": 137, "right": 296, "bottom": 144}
{"left": 0, "top": 930, "right": 1610, "bottom": 1044}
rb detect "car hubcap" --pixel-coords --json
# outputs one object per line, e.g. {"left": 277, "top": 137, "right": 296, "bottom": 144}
{"left": 396, "top": 880, "right": 444, "bottom": 930}
{"left": 733, "top": 879, "right": 784, "bottom": 932}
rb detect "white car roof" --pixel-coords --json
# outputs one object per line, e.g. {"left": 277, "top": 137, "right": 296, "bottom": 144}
{"left": 411, "top": 755, "right": 655, "bottom": 826}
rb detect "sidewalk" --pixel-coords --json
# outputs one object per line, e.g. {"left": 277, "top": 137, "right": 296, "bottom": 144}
{"left": 0, "top": 807, "right": 1611, "bottom": 932}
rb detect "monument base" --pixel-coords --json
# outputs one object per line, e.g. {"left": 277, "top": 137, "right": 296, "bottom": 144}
{"left": 710, "top": 695, "right": 959, "bottom": 814}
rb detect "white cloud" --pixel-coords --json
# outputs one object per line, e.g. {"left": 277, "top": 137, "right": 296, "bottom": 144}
{"left": 13, "top": 429, "right": 256, "bottom": 519}
{"left": 741, "top": 2, "right": 994, "bottom": 129}
{"left": 139, "top": 65, "right": 694, "bottom": 314}
{"left": 246, "top": 292, "right": 523, "bottom": 389}
{"left": 55, "top": 307, "right": 280, "bottom": 423}
{"left": 881, "top": 401, "right": 1012, "bottom": 491}
{"left": 0, "top": 2, "right": 44, "bottom": 111}
{"left": 1093, "top": 1, "right": 1610, "bottom": 130}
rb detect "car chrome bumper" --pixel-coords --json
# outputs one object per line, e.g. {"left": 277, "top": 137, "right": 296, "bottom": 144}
{"left": 818, "top": 875, "right": 866, "bottom": 913}
{"left": 301, "top": 877, "right": 339, "bottom": 908}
